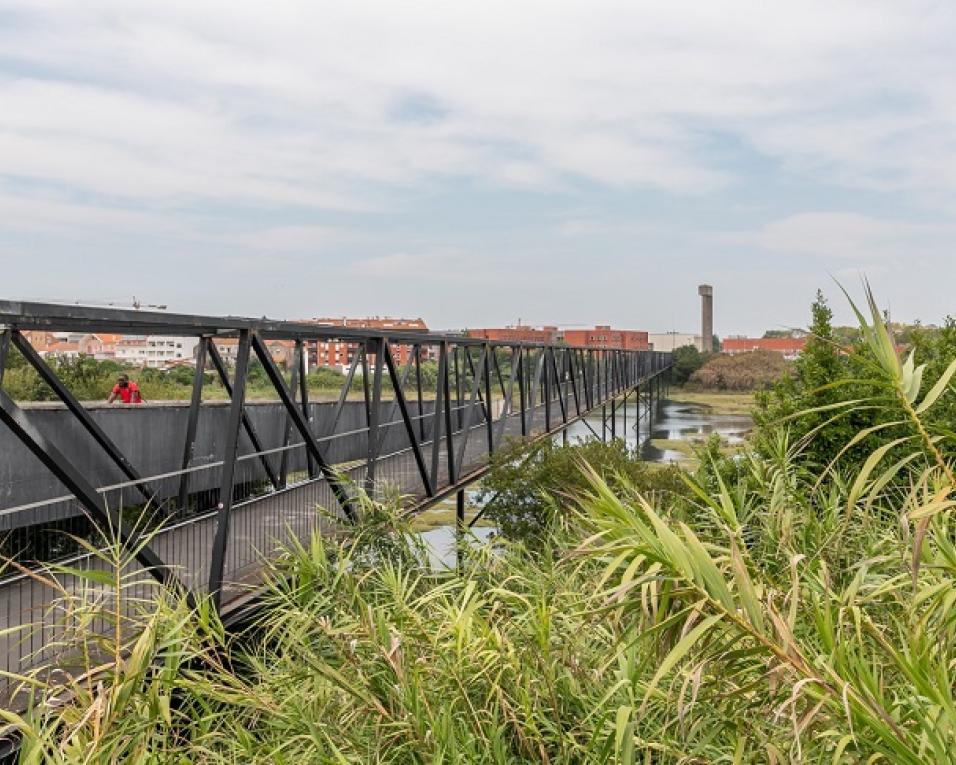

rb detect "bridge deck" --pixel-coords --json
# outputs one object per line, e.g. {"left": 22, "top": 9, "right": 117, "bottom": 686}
{"left": 0, "top": 301, "right": 671, "bottom": 707}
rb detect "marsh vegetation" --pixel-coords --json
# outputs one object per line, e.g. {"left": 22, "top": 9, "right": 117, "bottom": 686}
{"left": 8, "top": 286, "right": 956, "bottom": 762}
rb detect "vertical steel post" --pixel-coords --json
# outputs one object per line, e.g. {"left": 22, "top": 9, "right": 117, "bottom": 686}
{"left": 635, "top": 382, "right": 640, "bottom": 444}
{"left": 518, "top": 346, "right": 527, "bottom": 437}
{"left": 444, "top": 343, "right": 457, "bottom": 484}
{"left": 365, "top": 338, "right": 384, "bottom": 493}
{"left": 0, "top": 327, "right": 9, "bottom": 386}
{"left": 483, "top": 343, "right": 493, "bottom": 452}
{"left": 454, "top": 346, "right": 463, "bottom": 429}
{"left": 415, "top": 344, "right": 426, "bottom": 441}
{"left": 208, "top": 329, "right": 251, "bottom": 610}
{"left": 361, "top": 345, "right": 372, "bottom": 431}
{"left": 298, "top": 340, "right": 316, "bottom": 480}
{"left": 207, "top": 341, "right": 280, "bottom": 491}
{"left": 429, "top": 342, "right": 448, "bottom": 491}
{"left": 622, "top": 387, "right": 627, "bottom": 440}
{"left": 453, "top": 345, "right": 488, "bottom": 479}
{"left": 543, "top": 347, "right": 551, "bottom": 432}
{"left": 177, "top": 336, "right": 208, "bottom": 512}
{"left": 278, "top": 340, "right": 301, "bottom": 489}
{"left": 601, "top": 404, "right": 607, "bottom": 441}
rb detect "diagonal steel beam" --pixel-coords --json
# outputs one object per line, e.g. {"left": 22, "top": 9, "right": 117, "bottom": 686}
{"left": 568, "top": 348, "right": 582, "bottom": 417}
{"left": 297, "top": 341, "right": 317, "bottom": 480}
{"left": 278, "top": 340, "right": 302, "bottom": 488}
{"left": 463, "top": 345, "right": 491, "bottom": 424}
{"left": 492, "top": 346, "right": 519, "bottom": 448}
{"left": 454, "top": 344, "right": 488, "bottom": 481}
{"left": 0, "top": 388, "right": 194, "bottom": 602}
{"left": 429, "top": 343, "right": 448, "bottom": 491}
{"left": 177, "top": 336, "right": 208, "bottom": 511}
{"left": 206, "top": 340, "right": 280, "bottom": 491}
{"left": 549, "top": 347, "right": 567, "bottom": 424}
{"left": 0, "top": 327, "right": 10, "bottom": 386}
{"left": 11, "top": 330, "right": 156, "bottom": 504}
{"left": 526, "top": 349, "right": 546, "bottom": 434}
{"left": 327, "top": 348, "right": 362, "bottom": 435}
{"left": 383, "top": 341, "right": 433, "bottom": 496}
{"left": 250, "top": 333, "right": 356, "bottom": 521}
{"left": 376, "top": 347, "right": 415, "bottom": 455}
{"left": 208, "top": 331, "right": 251, "bottom": 608}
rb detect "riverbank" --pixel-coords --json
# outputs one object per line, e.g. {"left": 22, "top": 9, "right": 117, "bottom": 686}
{"left": 665, "top": 389, "right": 755, "bottom": 416}
{"left": 641, "top": 394, "right": 752, "bottom": 466}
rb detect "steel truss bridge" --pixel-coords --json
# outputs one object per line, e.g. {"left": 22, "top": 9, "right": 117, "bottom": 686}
{"left": 0, "top": 300, "right": 671, "bottom": 702}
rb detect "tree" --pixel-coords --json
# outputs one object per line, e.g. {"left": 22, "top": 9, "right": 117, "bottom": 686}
{"left": 671, "top": 344, "right": 704, "bottom": 385}
{"left": 478, "top": 438, "right": 686, "bottom": 547}
{"left": 752, "top": 289, "right": 887, "bottom": 468}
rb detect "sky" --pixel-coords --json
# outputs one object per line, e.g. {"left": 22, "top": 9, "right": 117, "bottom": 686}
{"left": 1, "top": 1, "right": 955, "bottom": 336}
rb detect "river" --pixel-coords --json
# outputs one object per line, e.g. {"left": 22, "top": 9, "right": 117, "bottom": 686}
{"left": 418, "top": 395, "right": 753, "bottom": 566}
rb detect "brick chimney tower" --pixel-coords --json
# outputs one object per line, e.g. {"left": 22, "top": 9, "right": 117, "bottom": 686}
{"left": 698, "top": 284, "right": 713, "bottom": 352}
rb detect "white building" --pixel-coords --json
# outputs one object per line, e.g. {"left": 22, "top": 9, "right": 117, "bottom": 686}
{"left": 115, "top": 336, "right": 200, "bottom": 368}
{"left": 648, "top": 332, "right": 702, "bottom": 353}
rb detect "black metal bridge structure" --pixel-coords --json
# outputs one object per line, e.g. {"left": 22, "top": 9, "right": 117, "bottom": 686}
{"left": 0, "top": 300, "right": 671, "bottom": 700}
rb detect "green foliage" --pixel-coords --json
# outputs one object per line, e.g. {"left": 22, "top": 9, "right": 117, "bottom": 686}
{"left": 688, "top": 349, "right": 790, "bottom": 391}
{"left": 15, "top": 282, "right": 956, "bottom": 762}
{"left": 761, "top": 329, "right": 796, "bottom": 338}
{"left": 670, "top": 343, "right": 704, "bottom": 385}
{"left": 305, "top": 365, "right": 347, "bottom": 390}
{"left": 477, "top": 437, "right": 687, "bottom": 547}
{"left": 1, "top": 351, "right": 123, "bottom": 401}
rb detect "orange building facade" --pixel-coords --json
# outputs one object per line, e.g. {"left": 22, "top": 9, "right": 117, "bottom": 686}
{"left": 722, "top": 337, "right": 806, "bottom": 360}
{"left": 467, "top": 326, "right": 559, "bottom": 344}
{"left": 561, "top": 325, "right": 649, "bottom": 350}
{"left": 309, "top": 317, "right": 430, "bottom": 369}
{"left": 468, "top": 325, "right": 649, "bottom": 350}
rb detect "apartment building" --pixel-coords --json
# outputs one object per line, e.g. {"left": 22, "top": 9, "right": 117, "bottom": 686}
{"left": 308, "top": 317, "right": 431, "bottom": 371}
{"left": 722, "top": 336, "right": 806, "bottom": 360}
{"left": 115, "top": 336, "right": 201, "bottom": 368}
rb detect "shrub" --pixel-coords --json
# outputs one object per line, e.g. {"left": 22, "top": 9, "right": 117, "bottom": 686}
{"left": 477, "top": 437, "right": 687, "bottom": 546}
{"left": 687, "top": 349, "right": 789, "bottom": 391}
{"left": 670, "top": 343, "right": 705, "bottom": 385}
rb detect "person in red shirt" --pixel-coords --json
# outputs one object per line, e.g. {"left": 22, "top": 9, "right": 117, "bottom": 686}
{"left": 108, "top": 374, "right": 146, "bottom": 404}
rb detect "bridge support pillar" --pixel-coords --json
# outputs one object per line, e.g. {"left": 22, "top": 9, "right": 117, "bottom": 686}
{"left": 635, "top": 383, "right": 640, "bottom": 445}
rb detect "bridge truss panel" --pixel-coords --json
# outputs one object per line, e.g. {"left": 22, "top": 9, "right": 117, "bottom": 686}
{"left": 0, "top": 301, "right": 671, "bottom": 698}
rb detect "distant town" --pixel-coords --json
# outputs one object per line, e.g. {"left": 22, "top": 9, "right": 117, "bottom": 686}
{"left": 18, "top": 321, "right": 806, "bottom": 372}
{"left": 15, "top": 284, "right": 813, "bottom": 373}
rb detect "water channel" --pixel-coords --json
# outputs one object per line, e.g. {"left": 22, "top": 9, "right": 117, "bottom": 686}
{"left": 418, "top": 396, "right": 753, "bottom": 567}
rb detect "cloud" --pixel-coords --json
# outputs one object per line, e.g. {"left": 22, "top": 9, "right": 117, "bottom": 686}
{"left": 2, "top": 0, "right": 956, "bottom": 333}
{"left": 350, "top": 250, "right": 472, "bottom": 279}
{"left": 718, "top": 212, "right": 940, "bottom": 263}
{"left": 3, "top": 0, "right": 953, "bottom": 212}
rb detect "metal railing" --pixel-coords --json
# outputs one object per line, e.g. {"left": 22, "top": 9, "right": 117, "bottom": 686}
{"left": 0, "top": 300, "right": 671, "bottom": 696}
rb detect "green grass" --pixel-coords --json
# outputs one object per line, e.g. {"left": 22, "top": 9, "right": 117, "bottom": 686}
{"left": 11, "top": 287, "right": 956, "bottom": 762}
{"left": 667, "top": 389, "right": 755, "bottom": 415}
{"left": 407, "top": 498, "right": 495, "bottom": 530}
{"left": 648, "top": 437, "right": 696, "bottom": 457}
